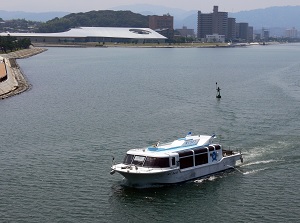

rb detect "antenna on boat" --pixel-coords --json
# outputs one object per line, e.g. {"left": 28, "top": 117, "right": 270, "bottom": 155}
{"left": 216, "top": 82, "right": 221, "bottom": 99}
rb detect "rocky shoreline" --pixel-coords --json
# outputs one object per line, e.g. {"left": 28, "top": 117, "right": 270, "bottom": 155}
{"left": 0, "top": 47, "right": 47, "bottom": 100}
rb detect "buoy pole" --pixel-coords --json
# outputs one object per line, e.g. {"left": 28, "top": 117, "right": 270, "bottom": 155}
{"left": 216, "top": 82, "right": 221, "bottom": 98}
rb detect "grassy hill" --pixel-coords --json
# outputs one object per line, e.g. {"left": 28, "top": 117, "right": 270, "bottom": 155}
{"left": 37, "top": 10, "right": 149, "bottom": 33}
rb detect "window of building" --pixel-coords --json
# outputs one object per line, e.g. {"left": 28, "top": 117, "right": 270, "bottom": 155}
{"left": 129, "top": 29, "right": 151, "bottom": 35}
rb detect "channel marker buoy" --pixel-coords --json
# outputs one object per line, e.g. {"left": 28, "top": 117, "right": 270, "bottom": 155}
{"left": 216, "top": 82, "right": 221, "bottom": 99}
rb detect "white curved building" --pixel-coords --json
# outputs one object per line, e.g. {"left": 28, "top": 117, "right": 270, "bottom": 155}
{"left": 0, "top": 27, "right": 167, "bottom": 43}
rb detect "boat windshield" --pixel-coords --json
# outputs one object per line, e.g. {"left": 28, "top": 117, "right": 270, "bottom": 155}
{"left": 123, "top": 154, "right": 170, "bottom": 168}
{"left": 123, "top": 154, "right": 134, "bottom": 164}
{"left": 132, "top": 155, "right": 146, "bottom": 166}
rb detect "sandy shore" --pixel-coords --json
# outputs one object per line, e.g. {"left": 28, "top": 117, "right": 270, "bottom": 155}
{"left": 0, "top": 47, "right": 47, "bottom": 100}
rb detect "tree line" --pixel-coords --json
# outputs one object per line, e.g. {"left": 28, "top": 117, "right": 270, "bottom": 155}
{"left": 0, "top": 35, "right": 32, "bottom": 53}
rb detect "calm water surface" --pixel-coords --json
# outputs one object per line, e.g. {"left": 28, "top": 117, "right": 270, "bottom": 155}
{"left": 1, "top": 45, "right": 300, "bottom": 222}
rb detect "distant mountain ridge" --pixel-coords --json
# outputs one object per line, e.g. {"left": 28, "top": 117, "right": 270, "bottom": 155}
{"left": 0, "top": 10, "right": 69, "bottom": 22}
{"left": 230, "top": 6, "right": 300, "bottom": 29}
{"left": 1, "top": 5, "right": 299, "bottom": 36}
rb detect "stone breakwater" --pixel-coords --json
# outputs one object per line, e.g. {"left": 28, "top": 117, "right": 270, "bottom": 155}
{"left": 0, "top": 47, "right": 47, "bottom": 100}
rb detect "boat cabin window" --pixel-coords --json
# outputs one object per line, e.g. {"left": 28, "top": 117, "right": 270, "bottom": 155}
{"left": 178, "top": 149, "right": 194, "bottom": 169}
{"left": 123, "top": 154, "right": 134, "bottom": 164}
{"left": 180, "top": 156, "right": 193, "bottom": 169}
{"left": 172, "top": 157, "right": 176, "bottom": 166}
{"left": 214, "top": 145, "right": 221, "bottom": 150}
{"left": 178, "top": 150, "right": 193, "bottom": 157}
{"left": 195, "top": 153, "right": 208, "bottom": 165}
{"left": 194, "top": 148, "right": 208, "bottom": 154}
{"left": 208, "top": 146, "right": 214, "bottom": 151}
{"left": 144, "top": 157, "right": 170, "bottom": 168}
{"left": 132, "top": 155, "right": 146, "bottom": 166}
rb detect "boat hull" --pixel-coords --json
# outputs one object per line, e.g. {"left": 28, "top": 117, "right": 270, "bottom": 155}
{"left": 113, "top": 154, "right": 242, "bottom": 186}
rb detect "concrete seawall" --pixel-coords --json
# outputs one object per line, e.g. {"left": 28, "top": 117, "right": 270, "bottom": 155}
{"left": 0, "top": 47, "right": 47, "bottom": 100}
{"left": 0, "top": 59, "right": 8, "bottom": 82}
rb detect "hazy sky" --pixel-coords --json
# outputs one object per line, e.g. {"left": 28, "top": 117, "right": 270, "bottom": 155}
{"left": 2, "top": 0, "right": 300, "bottom": 12}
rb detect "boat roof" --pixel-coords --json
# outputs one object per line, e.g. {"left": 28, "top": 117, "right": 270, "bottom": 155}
{"left": 127, "top": 133, "right": 217, "bottom": 157}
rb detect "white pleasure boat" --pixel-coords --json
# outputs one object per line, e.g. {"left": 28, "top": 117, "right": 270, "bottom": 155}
{"left": 110, "top": 133, "right": 243, "bottom": 186}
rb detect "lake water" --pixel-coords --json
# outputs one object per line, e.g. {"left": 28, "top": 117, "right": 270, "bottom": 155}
{"left": 1, "top": 44, "right": 300, "bottom": 222}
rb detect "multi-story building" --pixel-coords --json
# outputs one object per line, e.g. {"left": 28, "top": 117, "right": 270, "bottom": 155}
{"left": 227, "top": 18, "right": 236, "bottom": 41}
{"left": 197, "top": 12, "right": 213, "bottom": 39}
{"left": 206, "top": 34, "right": 225, "bottom": 43}
{"left": 262, "top": 28, "right": 270, "bottom": 41}
{"left": 176, "top": 26, "right": 195, "bottom": 37}
{"left": 197, "top": 6, "right": 228, "bottom": 39}
{"left": 236, "top": 23, "right": 249, "bottom": 41}
{"left": 149, "top": 14, "right": 174, "bottom": 39}
{"left": 248, "top": 26, "right": 254, "bottom": 42}
{"left": 285, "top": 27, "right": 298, "bottom": 38}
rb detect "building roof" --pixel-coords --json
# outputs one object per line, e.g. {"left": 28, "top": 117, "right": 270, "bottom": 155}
{"left": 0, "top": 27, "right": 167, "bottom": 40}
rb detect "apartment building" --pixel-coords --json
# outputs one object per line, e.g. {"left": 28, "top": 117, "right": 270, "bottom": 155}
{"left": 149, "top": 14, "right": 174, "bottom": 39}
{"left": 197, "top": 6, "right": 228, "bottom": 39}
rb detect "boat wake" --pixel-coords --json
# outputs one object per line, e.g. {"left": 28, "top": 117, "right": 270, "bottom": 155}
{"left": 242, "top": 168, "right": 268, "bottom": 175}
{"left": 237, "top": 159, "right": 283, "bottom": 175}
{"left": 241, "top": 159, "right": 281, "bottom": 167}
{"left": 268, "top": 61, "right": 300, "bottom": 101}
{"left": 194, "top": 175, "right": 222, "bottom": 184}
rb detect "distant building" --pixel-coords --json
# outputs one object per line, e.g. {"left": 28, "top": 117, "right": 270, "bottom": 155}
{"left": 176, "top": 26, "right": 195, "bottom": 37}
{"left": 0, "top": 27, "right": 167, "bottom": 44}
{"left": 236, "top": 23, "right": 249, "bottom": 42}
{"left": 149, "top": 14, "right": 174, "bottom": 39}
{"left": 248, "top": 26, "right": 254, "bottom": 42}
{"left": 197, "top": 12, "right": 213, "bottom": 39}
{"left": 262, "top": 28, "right": 270, "bottom": 41}
{"left": 212, "top": 6, "right": 228, "bottom": 37}
{"left": 206, "top": 34, "right": 225, "bottom": 43}
{"left": 254, "top": 33, "right": 261, "bottom": 41}
{"left": 197, "top": 6, "right": 228, "bottom": 40}
{"left": 285, "top": 27, "right": 298, "bottom": 38}
{"left": 227, "top": 18, "right": 236, "bottom": 41}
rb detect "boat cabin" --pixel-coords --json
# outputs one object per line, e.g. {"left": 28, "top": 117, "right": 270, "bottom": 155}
{"left": 122, "top": 144, "right": 222, "bottom": 170}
